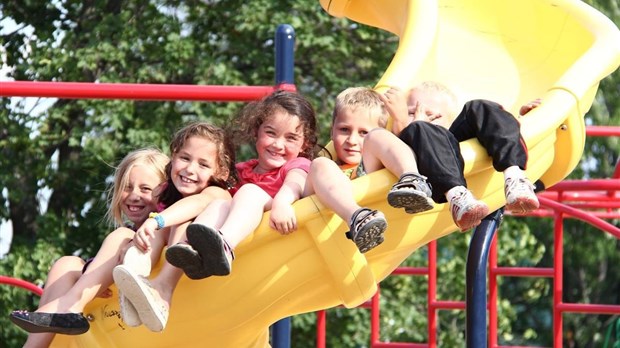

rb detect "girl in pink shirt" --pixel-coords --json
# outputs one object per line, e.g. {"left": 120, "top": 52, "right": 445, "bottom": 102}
{"left": 166, "top": 90, "right": 319, "bottom": 280}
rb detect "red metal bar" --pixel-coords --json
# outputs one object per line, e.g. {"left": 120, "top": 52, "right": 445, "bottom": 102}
{"left": 371, "top": 290, "right": 381, "bottom": 346}
{"left": 538, "top": 197, "right": 620, "bottom": 238}
{"left": 0, "top": 275, "right": 43, "bottom": 296}
{"left": 391, "top": 267, "right": 429, "bottom": 276}
{"left": 557, "top": 303, "right": 620, "bottom": 314}
{"left": 553, "top": 209, "right": 564, "bottom": 348}
{"left": 0, "top": 81, "right": 296, "bottom": 101}
{"left": 430, "top": 300, "right": 466, "bottom": 310}
{"left": 428, "top": 241, "right": 437, "bottom": 348}
{"left": 585, "top": 126, "right": 620, "bottom": 136}
{"left": 490, "top": 234, "right": 499, "bottom": 348}
{"left": 491, "top": 267, "right": 554, "bottom": 277}
{"left": 316, "top": 310, "right": 326, "bottom": 348}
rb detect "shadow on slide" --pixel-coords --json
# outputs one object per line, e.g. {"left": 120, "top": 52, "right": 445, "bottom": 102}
{"left": 53, "top": 0, "right": 620, "bottom": 346}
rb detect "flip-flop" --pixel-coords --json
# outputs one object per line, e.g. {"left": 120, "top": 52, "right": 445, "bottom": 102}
{"left": 186, "top": 224, "right": 234, "bottom": 278}
{"left": 165, "top": 242, "right": 209, "bottom": 280}
{"left": 112, "top": 265, "right": 168, "bottom": 332}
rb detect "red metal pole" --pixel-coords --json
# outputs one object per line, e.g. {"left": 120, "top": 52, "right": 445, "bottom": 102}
{"left": 371, "top": 290, "right": 381, "bottom": 346}
{"left": 316, "top": 310, "right": 326, "bottom": 348}
{"left": 0, "top": 81, "right": 296, "bottom": 101}
{"left": 489, "top": 233, "right": 498, "bottom": 348}
{"left": 428, "top": 241, "right": 437, "bottom": 348}
{"left": 0, "top": 276, "right": 43, "bottom": 296}
{"left": 553, "top": 210, "right": 564, "bottom": 348}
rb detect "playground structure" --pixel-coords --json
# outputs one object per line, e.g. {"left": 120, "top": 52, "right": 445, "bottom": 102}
{"left": 2, "top": 0, "right": 620, "bottom": 346}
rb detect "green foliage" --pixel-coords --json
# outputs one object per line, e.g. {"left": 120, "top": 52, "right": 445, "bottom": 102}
{"left": 1, "top": 0, "right": 618, "bottom": 347}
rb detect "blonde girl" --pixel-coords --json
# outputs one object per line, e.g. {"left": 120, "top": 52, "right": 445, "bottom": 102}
{"left": 10, "top": 148, "right": 169, "bottom": 342}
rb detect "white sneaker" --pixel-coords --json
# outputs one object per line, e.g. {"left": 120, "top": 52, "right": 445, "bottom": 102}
{"left": 504, "top": 177, "right": 539, "bottom": 213}
{"left": 449, "top": 189, "right": 489, "bottom": 231}
{"left": 119, "top": 293, "right": 141, "bottom": 327}
{"left": 123, "top": 245, "right": 151, "bottom": 277}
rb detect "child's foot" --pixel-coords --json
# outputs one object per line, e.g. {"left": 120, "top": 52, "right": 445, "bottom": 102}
{"left": 112, "top": 265, "right": 169, "bottom": 332}
{"left": 504, "top": 177, "right": 539, "bottom": 213}
{"left": 165, "top": 242, "right": 206, "bottom": 280}
{"left": 346, "top": 208, "right": 387, "bottom": 253}
{"left": 9, "top": 310, "right": 89, "bottom": 335}
{"left": 387, "top": 172, "right": 434, "bottom": 213}
{"left": 449, "top": 189, "right": 489, "bottom": 231}
{"left": 186, "top": 224, "right": 235, "bottom": 278}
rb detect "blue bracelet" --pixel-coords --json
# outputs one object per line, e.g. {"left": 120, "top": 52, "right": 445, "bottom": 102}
{"left": 149, "top": 212, "right": 165, "bottom": 230}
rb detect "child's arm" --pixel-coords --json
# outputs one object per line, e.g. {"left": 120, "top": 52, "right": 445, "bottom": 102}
{"left": 134, "top": 186, "right": 231, "bottom": 251}
{"left": 269, "top": 168, "right": 308, "bottom": 234}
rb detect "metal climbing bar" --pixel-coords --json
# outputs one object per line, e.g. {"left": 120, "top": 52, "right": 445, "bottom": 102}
{"left": 465, "top": 209, "right": 503, "bottom": 348}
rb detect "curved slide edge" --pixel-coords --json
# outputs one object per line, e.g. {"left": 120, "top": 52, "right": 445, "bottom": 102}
{"left": 52, "top": 0, "right": 620, "bottom": 346}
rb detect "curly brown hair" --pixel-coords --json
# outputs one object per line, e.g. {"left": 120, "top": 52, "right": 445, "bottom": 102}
{"left": 232, "top": 90, "right": 318, "bottom": 159}
{"left": 159, "top": 121, "right": 237, "bottom": 207}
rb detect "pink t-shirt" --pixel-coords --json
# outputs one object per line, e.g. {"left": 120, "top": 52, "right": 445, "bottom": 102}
{"left": 232, "top": 157, "right": 311, "bottom": 198}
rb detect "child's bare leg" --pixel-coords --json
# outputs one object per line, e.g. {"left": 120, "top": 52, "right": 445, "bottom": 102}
{"left": 36, "top": 227, "right": 135, "bottom": 314}
{"left": 306, "top": 157, "right": 361, "bottom": 221}
{"left": 363, "top": 129, "right": 434, "bottom": 213}
{"left": 218, "top": 184, "right": 271, "bottom": 248}
{"left": 307, "top": 157, "right": 386, "bottom": 253}
{"left": 361, "top": 128, "right": 419, "bottom": 174}
{"left": 23, "top": 256, "right": 84, "bottom": 347}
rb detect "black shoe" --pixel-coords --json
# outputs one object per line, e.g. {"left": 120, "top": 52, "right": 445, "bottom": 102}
{"left": 10, "top": 310, "right": 89, "bottom": 335}
{"left": 165, "top": 242, "right": 208, "bottom": 280}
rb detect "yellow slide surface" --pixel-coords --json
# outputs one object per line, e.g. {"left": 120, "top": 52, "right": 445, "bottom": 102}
{"left": 53, "top": 0, "right": 620, "bottom": 346}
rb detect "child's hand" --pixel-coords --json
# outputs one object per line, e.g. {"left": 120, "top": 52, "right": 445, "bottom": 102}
{"left": 410, "top": 102, "right": 443, "bottom": 124}
{"left": 269, "top": 204, "right": 297, "bottom": 235}
{"left": 381, "top": 87, "right": 408, "bottom": 120}
{"left": 519, "top": 98, "right": 542, "bottom": 116}
{"left": 96, "top": 288, "right": 113, "bottom": 299}
{"left": 134, "top": 218, "right": 158, "bottom": 251}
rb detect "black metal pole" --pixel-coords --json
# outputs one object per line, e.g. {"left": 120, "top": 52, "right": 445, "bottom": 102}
{"left": 466, "top": 209, "right": 504, "bottom": 348}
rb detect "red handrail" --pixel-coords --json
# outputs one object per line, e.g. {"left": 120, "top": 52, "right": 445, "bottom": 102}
{"left": 0, "top": 276, "right": 43, "bottom": 296}
{"left": 0, "top": 81, "right": 296, "bottom": 101}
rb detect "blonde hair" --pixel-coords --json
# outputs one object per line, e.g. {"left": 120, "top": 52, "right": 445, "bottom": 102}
{"left": 413, "top": 81, "right": 460, "bottom": 120}
{"left": 333, "top": 87, "right": 388, "bottom": 128}
{"left": 106, "top": 148, "right": 169, "bottom": 227}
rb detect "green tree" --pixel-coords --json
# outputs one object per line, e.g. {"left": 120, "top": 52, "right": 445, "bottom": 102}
{"left": 1, "top": 0, "right": 618, "bottom": 347}
{"left": 0, "top": 1, "right": 394, "bottom": 346}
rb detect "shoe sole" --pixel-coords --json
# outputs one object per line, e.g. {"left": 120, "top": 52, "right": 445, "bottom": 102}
{"left": 187, "top": 224, "right": 231, "bottom": 277}
{"left": 119, "top": 294, "right": 141, "bottom": 327}
{"left": 165, "top": 244, "right": 210, "bottom": 280}
{"left": 123, "top": 246, "right": 151, "bottom": 277}
{"left": 456, "top": 204, "right": 490, "bottom": 231}
{"left": 353, "top": 218, "right": 387, "bottom": 253}
{"left": 506, "top": 196, "right": 539, "bottom": 214}
{"left": 113, "top": 265, "right": 167, "bottom": 332}
{"left": 9, "top": 313, "right": 89, "bottom": 335}
{"left": 387, "top": 189, "right": 434, "bottom": 214}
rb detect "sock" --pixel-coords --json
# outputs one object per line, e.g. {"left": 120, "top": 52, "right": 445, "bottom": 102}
{"left": 503, "top": 166, "right": 525, "bottom": 182}
{"left": 445, "top": 185, "right": 468, "bottom": 202}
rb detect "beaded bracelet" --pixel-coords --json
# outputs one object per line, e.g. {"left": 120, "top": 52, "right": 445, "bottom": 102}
{"left": 148, "top": 212, "right": 165, "bottom": 230}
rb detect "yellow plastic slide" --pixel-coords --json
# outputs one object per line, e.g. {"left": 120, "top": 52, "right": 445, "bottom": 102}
{"left": 52, "top": 0, "right": 620, "bottom": 346}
